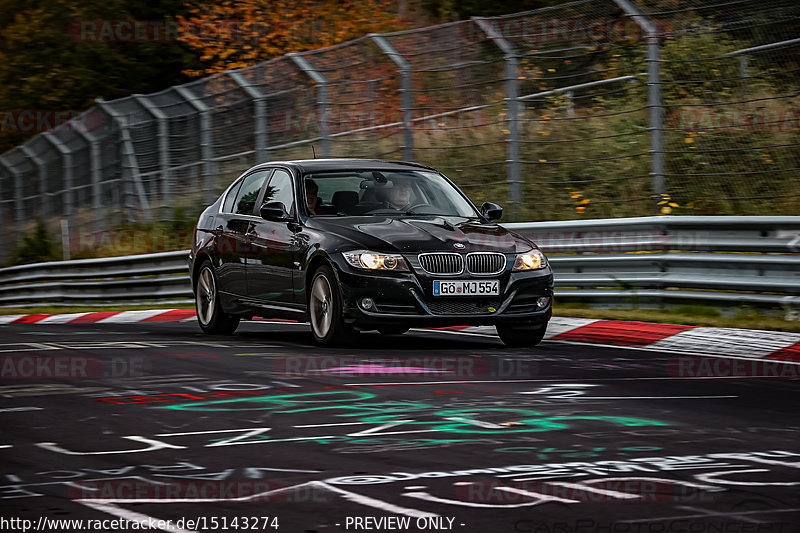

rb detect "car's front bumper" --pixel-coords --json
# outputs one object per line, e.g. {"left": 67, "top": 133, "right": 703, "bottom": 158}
{"left": 330, "top": 255, "right": 554, "bottom": 329}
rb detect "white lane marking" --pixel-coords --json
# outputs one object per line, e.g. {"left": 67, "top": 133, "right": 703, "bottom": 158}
{"left": 556, "top": 393, "right": 738, "bottom": 400}
{"left": 582, "top": 477, "right": 724, "bottom": 492}
{"left": 0, "top": 406, "right": 44, "bottom": 412}
{"left": 319, "top": 482, "right": 438, "bottom": 518}
{"left": 37, "top": 313, "right": 91, "bottom": 324}
{"left": 78, "top": 502, "right": 198, "bottom": 533}
{"left": 271, "top": 380, "right": 300, "bottom": 388}
{"left": 546, "top": 481, "right": 641, "bottom": 500}
{"left": 98, "top": 310, "right": 173, "bottom": 323}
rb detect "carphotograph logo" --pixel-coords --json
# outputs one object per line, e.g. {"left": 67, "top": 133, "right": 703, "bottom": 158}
{"left": 458, "top": 18, "right": 674, "bottom": 46}
{"left": 272, "top": 356, "right": 537, "bottom": 379}
{"left": 0, "top": 108, "right": 104, "bottom": 134}
{"left": 0, "top": 355, "right": 148, "bottom": 379}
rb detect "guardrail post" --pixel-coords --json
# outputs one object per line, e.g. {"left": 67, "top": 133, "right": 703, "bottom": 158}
{"left": 229, "top": 71, "right": 269, "bottom": 163}
{"left": 370, "top": 34, "right": 414, "bottom": 161}
{"left": 135, "top": 95, "right": 172, "bottom": 205}
{"left": 20, "top": 144, "right": 50, "bottom": 221}
{"left": 95, "top": 99, "right": 150, "bottom": 222}
{"left": 42, "top": 133, "right": 75, "bottom": 232}
{"left": 473, "top": 17, "right": 522, "bottom": 219}
{"left": 614, "top": 0, "right": 666, "bottom": 206}
{"left": 289, "top": 53, "right": 331, "bottom": 157}
{"left": 174, "top": 87, "right": 215, "bottom": 205}
{"left": 723, "top": 39, "right": 800, "bottom": 100}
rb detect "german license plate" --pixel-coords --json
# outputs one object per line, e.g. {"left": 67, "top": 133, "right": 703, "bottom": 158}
{"left": 433, "top": 280, "right": 499, "bottom": 296}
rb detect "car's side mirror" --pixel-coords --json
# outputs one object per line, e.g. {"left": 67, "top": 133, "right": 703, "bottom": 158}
{"left": 481, "top": 202, "right": 503, "bottom": 221}
{"left": 260, "top": 201, "right": 290, "bottom": 221}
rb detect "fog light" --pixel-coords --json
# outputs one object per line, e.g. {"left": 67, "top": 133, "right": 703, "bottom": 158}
{"left": 360, "top": 298, "right": 375, "bottom": 310}
{"left": 536, "top": 296, "right": 551, "bottom": 309}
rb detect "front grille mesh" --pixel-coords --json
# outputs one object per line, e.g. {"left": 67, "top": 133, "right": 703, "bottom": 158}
{"left": 466, "top": 253, "right": 505, "bottom": 274}
{"left": 427, "top": 299, "right": 503, "bottom": 315}
{"left": 418, "top": 253, "right": 463, "bottom": 274}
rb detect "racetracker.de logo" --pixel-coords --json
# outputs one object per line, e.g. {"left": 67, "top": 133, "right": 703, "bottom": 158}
{"left": 0, "top": 109, "right": 104, "bottom": 133}
{"left": 67, "top": 480, "right": 330, "bottom": 503}
{"left": 1, "top": 355, "right": 147, "bottom": 379}
{"left": 271, "top": 356, "right": 537, "bottom": 379}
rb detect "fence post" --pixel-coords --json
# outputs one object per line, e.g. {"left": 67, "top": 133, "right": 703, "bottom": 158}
{"left": 370, "top": 34, "right": 414, "bottom": 161}
{"left": 20, "top": 145, "right": 50, "bottom": 220}
{"left": 135, "top": 95, "right": 172, "bottom": 205}
{"left": 174, "top": 87, "right": 215, "bottom": 205}
{"left": 42, "top": 133, "right": 75, "bottom": 231}
{"left": 289, "top": 53, "right": 331, "bottom": 157}
{"left": 614, "top": 0, "right": 666, "bottom": 204}
{"left": 75, "top": 124, "right": 104, "bottom": 232}
{"left": 0, "top": 155, "right": 22, "bottom": 255}
{"left": 473, "top": 17, "right": 522, "bottom": 219}
{"left": 229, "top": 71, "right": 269, "bottom": 163}
{"left": 95, "top": 99, "right": 150, "bottom": 222}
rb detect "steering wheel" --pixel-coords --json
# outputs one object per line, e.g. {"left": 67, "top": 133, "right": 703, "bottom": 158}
{"left": 404, "top": 203, "right": 435, "bottom": 212}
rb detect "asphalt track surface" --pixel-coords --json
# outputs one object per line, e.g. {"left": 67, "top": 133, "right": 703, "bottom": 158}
{"left": 1, "top": 320, "right": 798, "bottom": 533}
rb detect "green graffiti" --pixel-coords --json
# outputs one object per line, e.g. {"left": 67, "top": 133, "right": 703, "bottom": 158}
{"left": 158, "top": 390, "right": 670, "bottom": 445}
{"left": 158, "top": 390, "right": 376, "bottom": 411}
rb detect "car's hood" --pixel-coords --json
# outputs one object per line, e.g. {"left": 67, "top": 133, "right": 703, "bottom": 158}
{"left": 310, "top": 216, "right": 533, "bottom": 253}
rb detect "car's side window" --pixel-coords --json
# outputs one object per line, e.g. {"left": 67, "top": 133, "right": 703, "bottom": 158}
{"left": 222, "top": 178, "right": 243, "bottom": 213}
{"left": 234, "top": 170, "right": 270, "bottom": 215}
{"left": 263, "top": 169, "right": 295, "bottom": 215}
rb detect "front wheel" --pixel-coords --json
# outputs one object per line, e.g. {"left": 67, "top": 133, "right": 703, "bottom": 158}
{"left": 309, "top": 265, "right": 356, "bottom": 345}
{"left": 496, "top": 322, "right": 548, "bottom": 347}
{"left": 195, "top": 261, "right": 240, "bottom": 335}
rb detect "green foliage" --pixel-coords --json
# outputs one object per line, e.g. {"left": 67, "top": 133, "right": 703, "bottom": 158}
{"left": 11, "top": 219, "right": 56, "bottom": 265}
{"left": 0, "top": 0, "right": 199, "bottom": 153}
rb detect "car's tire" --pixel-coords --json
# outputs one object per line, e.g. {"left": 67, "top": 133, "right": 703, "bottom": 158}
{"left": 309, "top": 265, "right": 356, "bottom": 345}
{"left": 496, "top": 322, "right": 548, "bottom": 347}
{"left": 195, "top": 260, "right": 240, "bottom": 335}
{"left": 378, "top": 326, "right": 409, "bottom": 336}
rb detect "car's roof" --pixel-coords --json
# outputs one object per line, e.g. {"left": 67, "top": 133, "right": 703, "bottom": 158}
{"left": 252, "top": 158, "right": 436, "bottom": 173}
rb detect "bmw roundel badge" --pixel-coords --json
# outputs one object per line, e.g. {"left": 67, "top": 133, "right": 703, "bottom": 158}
{"left": 454, "top": 242, "right": 466, "bottom": 249}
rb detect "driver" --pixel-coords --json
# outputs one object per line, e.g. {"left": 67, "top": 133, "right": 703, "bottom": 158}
{"left": 385, "top": 180, "right": 412, "bottom": 210}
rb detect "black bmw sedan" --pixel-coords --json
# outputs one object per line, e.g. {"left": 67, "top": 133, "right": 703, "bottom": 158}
{"left": 190, "top": 159, "right": 553, "bottom": 346}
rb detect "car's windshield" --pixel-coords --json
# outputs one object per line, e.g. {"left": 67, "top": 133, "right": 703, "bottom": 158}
{"left": 302, "top": 169, "right": 478, "bottom": 217}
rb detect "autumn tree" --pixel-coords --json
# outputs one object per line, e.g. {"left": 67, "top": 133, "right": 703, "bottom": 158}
{"left": 177, "top": 0, "right": 408, "bottom": 77}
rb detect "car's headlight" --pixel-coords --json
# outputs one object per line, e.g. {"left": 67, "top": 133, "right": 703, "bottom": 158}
{"left": 343, "top": 251, "right": 409, "bottom": 271}
{"left": 513, "top": 250, "right": 546, "bottom": 271}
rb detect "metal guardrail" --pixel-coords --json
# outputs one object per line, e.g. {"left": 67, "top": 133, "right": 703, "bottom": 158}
{"left": 1, "top": 217, "right": 799, "bottom": 315}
